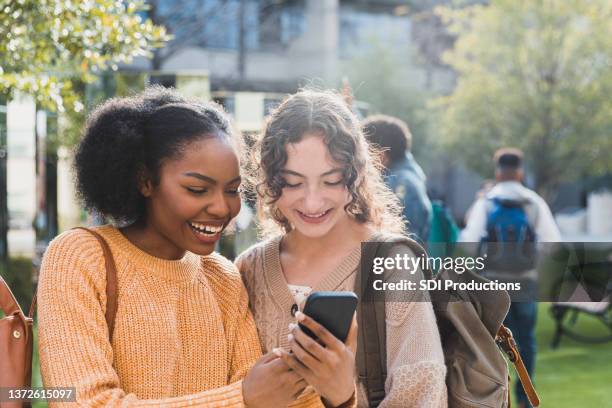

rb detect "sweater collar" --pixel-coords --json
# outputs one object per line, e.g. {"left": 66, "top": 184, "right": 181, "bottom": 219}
{"left": 97, "top": 225, "right": 201, "bottom": 283}
{"left": 263, "top": 232, "right": 384, "bottom": 312}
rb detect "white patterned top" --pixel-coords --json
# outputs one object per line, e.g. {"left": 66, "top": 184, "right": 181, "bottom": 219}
{"left": 287, "top": 284, "right": 312, "bottom": 310}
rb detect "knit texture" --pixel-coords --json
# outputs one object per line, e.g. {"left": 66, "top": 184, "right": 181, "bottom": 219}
{"left": 236, "top": 235, "right": 448, "bottom": 408}
{"left": 37, "top": 225, "right": 323, "bottom": 407}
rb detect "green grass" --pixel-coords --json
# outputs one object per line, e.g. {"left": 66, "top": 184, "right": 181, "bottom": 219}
{"left": 526, "top": 303, "right": 612, "bottom": 408}
{"left": 25, "top": 304, "right": 612, "bottom": 407}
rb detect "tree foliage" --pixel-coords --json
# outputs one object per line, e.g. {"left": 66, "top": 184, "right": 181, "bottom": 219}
{"left": 0, "top": 0, "right": 169, "bottom": 112}
{"left": 344, "top": 42, "right": 433, "bottom": 161}
{"left": 434, "top": 0, "right": 612, "bottom": 194}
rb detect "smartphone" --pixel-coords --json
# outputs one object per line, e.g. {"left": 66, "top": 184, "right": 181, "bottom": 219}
{"left": 299, "top": 291, "right": 358, "bottom": 343}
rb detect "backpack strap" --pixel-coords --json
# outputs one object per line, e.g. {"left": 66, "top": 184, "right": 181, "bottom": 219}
{"left": 496, "top": 325, "right": 541, "bottom": 407}
{"left": 356, "top": 236, "right": 431, "bottom": 407}
{"left": 356, "top": 241, "right": 387, "bottom": 407}
{"left": 72, "top": 227, "right": 119, "bottom": 342}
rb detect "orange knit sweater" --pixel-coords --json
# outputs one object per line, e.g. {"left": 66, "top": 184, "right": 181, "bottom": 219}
{"left": 37, "top": 226, "right": 324, "bottom": 407}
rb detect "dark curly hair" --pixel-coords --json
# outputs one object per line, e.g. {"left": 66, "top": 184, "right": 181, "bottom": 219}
{"left": 252, "top": 89, "right": 404, "bottom": 236}
{"left": 74, "top": 86, "right": 235, "bottom": 225}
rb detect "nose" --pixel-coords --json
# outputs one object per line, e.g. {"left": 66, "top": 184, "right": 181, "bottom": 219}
{"left": 303, "top": 184, "right": 325, "bottom": 212}
{"left": 206, "top": 189, "right": 231, "bottom": 219}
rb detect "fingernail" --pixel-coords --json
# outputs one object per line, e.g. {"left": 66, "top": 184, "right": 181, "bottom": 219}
{"left": 295, "top": 311, "right": 305, "bottom": 322}
{"left": 288, "top": 322, "right": 297, "bottom": 331}
{"left": 287, "top": 333, "right": 294, "bottom": 342}
{"left": 272, "top": 347, "right": 282, "bottom": 357}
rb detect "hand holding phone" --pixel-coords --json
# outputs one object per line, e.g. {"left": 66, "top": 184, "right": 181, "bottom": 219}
{"left": 275, "top": 299, "right": 358, "bottom": 407}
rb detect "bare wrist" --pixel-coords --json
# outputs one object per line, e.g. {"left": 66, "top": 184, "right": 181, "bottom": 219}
{"left": 323, "top": 390, "right": 355, "bottom": 408}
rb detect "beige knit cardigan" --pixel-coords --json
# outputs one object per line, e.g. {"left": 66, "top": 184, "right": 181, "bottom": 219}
{"left": 236, "top": 234, "right": 448, "bottom": 408}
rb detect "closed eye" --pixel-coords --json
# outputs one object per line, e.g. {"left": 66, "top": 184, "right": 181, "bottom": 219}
{"left": 186, "top": 187, "right": 208, "bottom": 195}
{"left": 281, "top": 178, "right": 303, "bottom": 188}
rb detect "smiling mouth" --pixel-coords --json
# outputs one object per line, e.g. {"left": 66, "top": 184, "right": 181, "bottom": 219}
{"left": 188, "top": 221, "right": 224, "bottom": 236}
{"left": 296, "top": 209, "right": 332, "bottom": 220}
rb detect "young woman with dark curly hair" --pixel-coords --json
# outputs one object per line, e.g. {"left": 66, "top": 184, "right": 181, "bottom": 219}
{"left": 236, "top": 90, "right": 448, "bottom": 407}
{"left": 36, "top": 87, "right": 356, "bottom": 408}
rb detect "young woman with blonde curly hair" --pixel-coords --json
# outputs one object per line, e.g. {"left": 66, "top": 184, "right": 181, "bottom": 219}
{"left": 236, "top": 89, "right": 448, "bottom": 407}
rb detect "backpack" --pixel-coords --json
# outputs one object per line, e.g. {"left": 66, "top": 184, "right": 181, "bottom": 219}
{"left": 481, "top": 197, "right": 537, "bottom": 272}
{"left": 428, "top": 199, "right": 460, "bottom": 260}
{"left": 0, "top": 228, "right": 118, "bottom": 407}
{"left": 355, "top": 236, "right": 540, "bottom": 408}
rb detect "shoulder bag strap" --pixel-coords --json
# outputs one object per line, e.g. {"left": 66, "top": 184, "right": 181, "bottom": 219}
{"left": 72, "top": 227, "right": 119, "bottom": 342}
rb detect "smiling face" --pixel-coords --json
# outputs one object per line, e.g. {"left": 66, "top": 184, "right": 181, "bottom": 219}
{"left": 275, "top": 132, "right": 352, "bottom": 238}
{"left": 141, "top": 135, "right": 241, "bottom": 256}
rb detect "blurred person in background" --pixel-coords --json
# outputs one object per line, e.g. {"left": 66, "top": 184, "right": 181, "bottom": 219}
{"left": 460, "top": 148, "right": 560, "bottom": 408}
{"left": 363, "top": 115, "right": 432, "bottom": 245}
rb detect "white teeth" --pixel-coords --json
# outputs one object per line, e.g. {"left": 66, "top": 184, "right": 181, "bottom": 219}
{"left": 189, "top": 222, "right": 223, "bottom": 234}
{"left": 301, "top": 211, "right": 327, "bottom": 218}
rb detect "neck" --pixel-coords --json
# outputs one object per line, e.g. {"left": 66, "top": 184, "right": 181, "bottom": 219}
{"left": 120, "top": 221, "right": 186, "bottom": 260}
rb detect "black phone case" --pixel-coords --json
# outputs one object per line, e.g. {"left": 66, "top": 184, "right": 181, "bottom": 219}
{"left": 298, "top": 291, "right": 358, "bottom": 343}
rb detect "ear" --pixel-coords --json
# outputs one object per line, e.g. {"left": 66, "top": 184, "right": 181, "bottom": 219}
{"left": 139, "top": 179, "right": 154, "bottom": 197}
{"left": 137, "top": 169, "right": 154, "bottom": 197}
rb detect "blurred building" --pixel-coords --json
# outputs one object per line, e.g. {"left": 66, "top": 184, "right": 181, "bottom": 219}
{"left": 133, "top": 0, "right": 456, "bottom": 97}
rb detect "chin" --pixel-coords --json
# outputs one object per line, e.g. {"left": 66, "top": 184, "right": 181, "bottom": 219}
{"left": 188, "top": 242, "right": 217, "bottom": 256}
{"left": 291, "top": 220, "right": 338, "bottom": 239}
{"left": 296, "top": 228, "right": 331, "bottom": 239}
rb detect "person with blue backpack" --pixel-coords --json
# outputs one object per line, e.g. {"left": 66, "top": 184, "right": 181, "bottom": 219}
{"left": 460, "top": 147, "right": 561, "bottom": 408}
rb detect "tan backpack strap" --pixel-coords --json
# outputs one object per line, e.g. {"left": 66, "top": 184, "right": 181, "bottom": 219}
{"left": 73, "top": 227, "right": 119, "bottom": 342}
{"left": 496, "top": 325, "right": 540, "bottom": 407}
{"left": 29, "top": 293, "right": 37, "bottom": 319}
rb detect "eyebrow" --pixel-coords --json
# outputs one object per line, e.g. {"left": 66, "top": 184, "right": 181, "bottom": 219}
{"left": 280, "top": 168, "right": 343, "bottom": 178}
{"left": 183, "top": 172, "right": 241, "bottom": 185}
